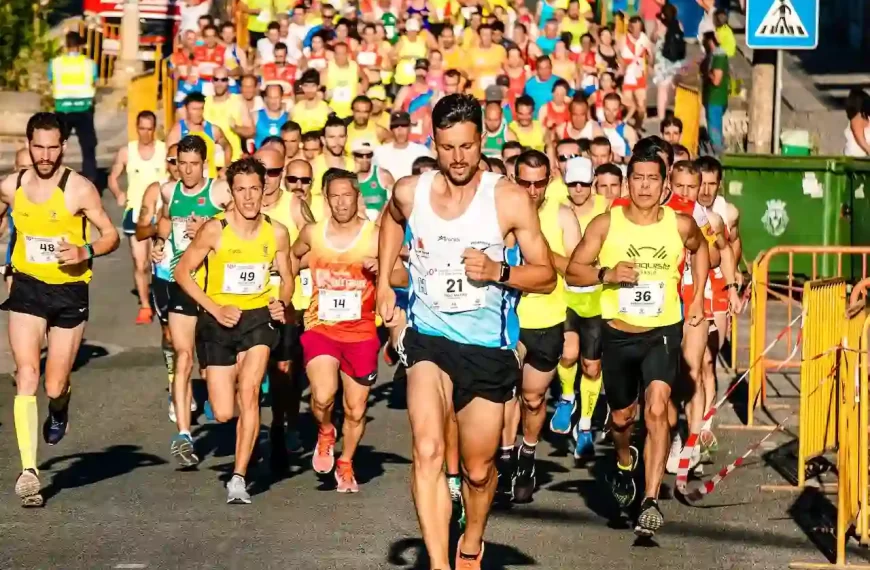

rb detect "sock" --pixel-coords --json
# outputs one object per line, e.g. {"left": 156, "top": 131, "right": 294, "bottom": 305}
{"left": 499, "top": 445, "right": 514, "bottom": 462}
{"left": 579, "top": 373, "right": 602, "bottom": 425}
{"left": 557, "top": 363, "right": 578, "bottom": 402}
{"left": 617, "top": 457, "right": 633, "bottom": 471}
{"left": 14, "top": 396, "right": 39, "bottom": 472}
{"left": 179, "top": 430, "right": 191, "bottom": 438}
{"left": 520, "top": 438, "right": 537, "bottom": 457}
{"left": 48, "top": 385, "right": 71, "bottom": 413}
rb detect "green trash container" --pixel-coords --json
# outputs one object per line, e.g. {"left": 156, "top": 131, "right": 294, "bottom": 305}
{"left": 722, "top": 155, "right": 851, "bottom": 278}
{"left": 845, "top": 158, "right": 870, "bottom": 280}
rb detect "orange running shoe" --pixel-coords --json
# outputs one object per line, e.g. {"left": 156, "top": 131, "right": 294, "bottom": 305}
{"left": 455, "top": 535, "right": 484, "bottom": 570}
{"left": 135, "top": 307, "right": 153, "bottom": 324}
{"left": 312, "top": 425, "right": 337, "bottom": 474}
{"left": 335, "top": 459, "right": 359, "bottom": 493}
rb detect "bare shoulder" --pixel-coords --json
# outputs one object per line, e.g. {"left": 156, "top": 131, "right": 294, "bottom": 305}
{"left": 586, "top": 210, "right": 611, "bottom": 235}
{"left": 0, "top": 169, "right": 22, "bottom": 197}
{"left": 391, "top": 174, "right": 418, "bottom": 210}
{"left": 66, "top": 170, "right": 101, "bottom": 206}
{"left": 271, "top": 217, "right": 290, "bottom": 242}
{"left": 675, "top": 211, "right": 699, "bottom": 236}
{"left": 494, "top": 176, "right": 534, "bottom": 212}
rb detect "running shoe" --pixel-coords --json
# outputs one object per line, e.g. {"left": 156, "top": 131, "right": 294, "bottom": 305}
{"left": 573, "top": 429, "right": 595, "bottom": 459}
{"left": 549, "top": 398, "right": 575, "bottom": 435}
{"left": 335, "top": 460, "right": 359, "bottom": 493}
{"left": 135, "top": 307, "right": 153, "bottom": 325}
{"left": 42, "top": 404, "right": 69, "bottom": 446}
{"left": 312, "top": 425, "right": 337, "bottom": 474}
{"left": 15, "top": 469, "right": 43, "bottom": 508}
{"left": 170, "top": 433, "right": 199, "bottom": 468}
{"left": 448, "top": 475, "right": 466, "bottom": 530}
{"left": 607, "top": 445, "right": 638, "bottom": 508}
{"left": 455, "top": 536, "right": 484, "bottom": 570}
{"left": 511, "top": 447, "right": 537, "bottom": 504}
{"left": 635, "top": 497, "right": 664, "bottom": 537}
{"left": 226, "top": 474, "right": 251, "bottom": 504}
{"left": 496, "top": 449, "right": 514, "bottom": 498}
{"left": 285, "top": 429, "right": 303, "bottom": 453}
{"left": 665, "top": 433, "right": 682, "bottom": 475}
{"left": 190, "top": 398, "right": 198, "bottom": 413}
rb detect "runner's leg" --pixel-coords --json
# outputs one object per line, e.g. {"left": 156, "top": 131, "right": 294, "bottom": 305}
{"left": 169, "top": 313, "right": 198, "bottom": 433}
{"left": 206, "top": 364, "right": 237, "bottom": 423}
{"left": 235, "top": 346, "right": 270, "bottom": 476}
{"left": 43, "top": 321, "right": 86, "bottom": 412}
{"left": 642, "top": 380, "right": 672, "bottom": 499}
{"left": 130, "top": 236, "right": 151, "bottom": 310}
{"left": 10, "top": 312, "right": 46, "bottom": 475}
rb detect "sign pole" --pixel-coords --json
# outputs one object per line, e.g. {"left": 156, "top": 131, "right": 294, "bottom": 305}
{"left": 772, "top": 49, "right": 783, "bottom": 154}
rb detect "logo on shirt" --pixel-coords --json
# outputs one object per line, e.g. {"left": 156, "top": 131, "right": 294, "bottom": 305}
{"left": 262, "top": 244, "right": 269, "bottom": 257}
{"left": 762, "top": 199, "right": 789, "bottom": 237}
{"left": 197, "top": 197, "right": 206, "bottom": 206}
{"left": 625, "top": 244, "right": 672, "bottom": 274}
{"left": 437, "top": 235, "right": 460, "bottom": 243}
{"left": 626, "top": 245, "right": 668, "bottom": 260}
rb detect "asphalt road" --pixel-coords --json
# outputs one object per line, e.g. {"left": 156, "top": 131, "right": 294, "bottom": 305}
{"left": 0, "top": 196, "right": 861, "bottom": 569}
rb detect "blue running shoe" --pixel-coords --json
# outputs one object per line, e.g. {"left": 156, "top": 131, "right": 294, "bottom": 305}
{"left": 170, "top": 433, "right": 199, "bottom": 468}
{"left": 204, "top": 400, "right": 215, "bottom": 422}
{"left": 549, "top": 398, "right": 575, "bottom": 435}
{"left": 42, "top": 406, "right": 69, "bottom": 446}
{"left": 573, "top": 429, "right": 595, "bottom": 459}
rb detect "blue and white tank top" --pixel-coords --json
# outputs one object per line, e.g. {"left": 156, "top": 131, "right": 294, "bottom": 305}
{"left": 180, "top": 119, "right": 215, "bottom": 141}
{"left": 254, "top": 109, "right": 288, "bottom": 149}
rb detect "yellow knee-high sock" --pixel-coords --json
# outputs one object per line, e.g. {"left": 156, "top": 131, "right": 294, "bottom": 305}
{"left": 14, "top": 396, "right": 39, "bottom": 472}
{"left": 557, "top": 364, "right": 578, "bottom": 401}
{"left": 578, "top": 374, "right": 603, "bottom": 431}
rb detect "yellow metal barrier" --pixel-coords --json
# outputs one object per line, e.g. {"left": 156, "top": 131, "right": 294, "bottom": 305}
{"left": 674, "top": 84, "right": 701, "bottom": 156}
{"left": 160, "top": 57, "right": 178, "bottom": 133}
{"left": 797, "top": 279, "right": 844, "bottom": 489}
{"left": 127, "top": 72, "right": 160, "bottom": 140}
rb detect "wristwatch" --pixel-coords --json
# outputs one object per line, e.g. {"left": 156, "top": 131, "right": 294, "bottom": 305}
{"left": 84, "top": 244, "right": 95, "bottom": 260}
{"left": 597, "top": 267, "right": 609, "bottom": 283}
{"left": 498, "top": 262, "right": 511, "bottom": 283}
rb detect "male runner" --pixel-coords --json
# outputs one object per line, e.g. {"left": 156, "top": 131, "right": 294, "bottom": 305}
{"left": 481, "top": 102, "right": 515, "bottom": 159}
{"left": 594, "top": 163, "right": 624, "bottom": 200}
{"left": 566, "top": 149, "right": 709, "bottom": 536}
{"left": 174, "top": 156, "right": 292, "bottom": 503}
{"left": 236, "top": 84, "right": 289, "bottom": 150}
{"left": 377, "top": 94, "right": 556, "bottom": 569}
{"left": 167, "top": 93, "right": 233, "bottom": 178}
{"left": 107, "top": 110, "right": 167, "bottom": 323}
{"left": 0, "top": 112, "right": 120, "bottom": 506}
{"left": 311, "top": 116, "right": 355, "bottom": 198}
{"left": 280, "top": 121, "right": 304, "bottom": 164}
{"left": 508, "top": 149, "right": 581, "bottom": 503}
{"left": 348, "top": 95, "right": 392, "bottom": 148}
{"left": 352, "top": 139, "right": 395, "bottom": 221}
{"left": 152, "top": 135, "right": 231, "bottom": 466}
{"left": 293, "top": 168, "right": 383, "bottom": 493}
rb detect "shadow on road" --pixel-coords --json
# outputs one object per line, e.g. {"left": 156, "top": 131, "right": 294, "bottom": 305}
{"left": 312, "top": 444, "right": 411, "bottom": 491}
{"left": 39, "top": 341, "right": 111, "bottom": 375}
{"left": 387, "top": 537, "right": 536, "bottom": 569}
{"left": 39, "top": 444, "right": 167, "bottom": 502}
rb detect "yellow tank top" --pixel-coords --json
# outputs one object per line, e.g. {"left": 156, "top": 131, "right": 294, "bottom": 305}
{"left": 599, "top": 206, "right": 684, "bottom": 328}
{"left": 560, "top": 17, "right": 588, "bottom": 48}
{"left": 326, "top": 61, "right": 360, "bottom": 118}
{"left": 395, "top": 37, "right": 428, "bottom": 85}
{"left": 509, "top": 121, "right": 546, "bottom": 151}
{"left": 310, "top": 153, "right": 355, "bottom": 197}
{"left": 517, "top": 199, "right": 566, "bottom": 329}
{"left": 204, "top": 215, "right": 277, "bottom": 310}
{"left": 291, "top": 100, "right": 331, "bottom": 134}
{"left": 347, "top": 121, "right": 379, "bottom": 148}
{"left": 11, "top": 169, "right": 92, "bottom": 285}
{"left": 186, "top": 130, "right": 219, "bottom": 178}
{"left": 564, "top": 194, "right": 607, "bottom": 317}
{"left": 126, "top": 141, "right": 166, "bottom": 216}
{"left": 204, "top": 94, "right": 244, "bottom": 161}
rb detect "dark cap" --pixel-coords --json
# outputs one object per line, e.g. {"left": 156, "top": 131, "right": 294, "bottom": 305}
{"left": 390, "top": 111, "right": 411, "bottom": 128}
{"left": 414, "top": 58, "right": 430, "bottom": 71}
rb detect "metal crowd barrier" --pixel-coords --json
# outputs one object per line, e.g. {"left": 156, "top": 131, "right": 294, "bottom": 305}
{"left": 674, "top": 84, "right": 701, "bottom": 157}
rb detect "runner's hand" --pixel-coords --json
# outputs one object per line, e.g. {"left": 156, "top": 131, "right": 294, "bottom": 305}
{"left": 377, "top": 286, "right": 400, "bottom": 327}
{"left": 215, "top": 305, "right": 242, "bottom": 328}
{"left": 116, "top": 192, "right": 126, "bottom": 207}
{"left": 186, "top": 215, "right": 206, "bottom": 238}
{"left": 461, "top": 248, "right": 500, "bottom": 282}
{"left": 363, "top": 257, "right": 379, "bottom": 275}
{"left": 268, "top": 297, "right": 286, "bottom": 323}
{"left": 603, "top": 261, "right": 638, "bottom": 286}
{"left": 55, "top": 237, "right": 86, "bottom": 265}
{"left": 728, "top": 288, "right": 743, "bottom": 315}
{"left": 687, "top": 299, "right": 705, "bottom": 327}
{"left": 151, "top": 240, "right": 165, "bottom": 262}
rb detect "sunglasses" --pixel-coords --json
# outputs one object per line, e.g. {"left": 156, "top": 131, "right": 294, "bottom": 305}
{"left": 286, "top": 175, "right": 312, "bottom": 185}
{"left": 266, "top": 167, "right": 284, "bottom": 177}
{"left": 558, "top": 154, "right": 579, "bottom": 163}
{"left": 353, "top": 152, "right": 374, "bottom": 159}
{"left": 516, "top": 178, "right": 548, "bottom": 189}
{"left": 213, "top": 77, "right": 229, "bottom": 83}
{"left": 166, "top": 157, "right": 177, "bottom": 165}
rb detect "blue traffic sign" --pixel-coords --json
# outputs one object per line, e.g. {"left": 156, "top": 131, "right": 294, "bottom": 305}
{"left": 746, "top": 0, "right": 819, "bottom": 50}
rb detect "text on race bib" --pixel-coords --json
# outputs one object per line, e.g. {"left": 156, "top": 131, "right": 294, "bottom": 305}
{"left": 357, "top": 51, "right": 377, "bottom": 66}
{"left": 318, "top": 289, "right": 361, "bottom": 321}
{"left": 617, "top": 281, "right": 665, "bottom": 317}
{"left": 24, "top": 235, "right": 61, "bottom": 264}
{"left": 429, "top": 267, "right": 486, "bottom": 313}
{"left": 300, "top": 269, "right": 313, "bottom": 297}
{"left": 222, "top": 263, "right": 267, "bottom": 295}
{"left": 172, "top": 219, "right": 192, "bottom": 251}
{"left": 331, "top": 85, "right": 352, "bottom": 102}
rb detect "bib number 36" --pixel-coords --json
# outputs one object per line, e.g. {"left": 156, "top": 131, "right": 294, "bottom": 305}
{"left": 618, "top": 281, "right": 665, "bottom": 317}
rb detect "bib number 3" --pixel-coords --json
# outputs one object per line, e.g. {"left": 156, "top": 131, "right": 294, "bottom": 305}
{"left": 618, "top": 281, "right": 665, "bottom": 317}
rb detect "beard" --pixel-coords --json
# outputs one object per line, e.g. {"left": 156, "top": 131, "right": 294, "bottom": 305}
{"left": 30, "top": 149, "right": 64, "bottom": 180}
{"left": 441, "top": 160, "right": 479, "bottom": 186}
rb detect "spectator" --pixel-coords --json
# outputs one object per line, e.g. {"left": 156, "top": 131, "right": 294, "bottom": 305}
{"left": 653, "top": 3, "right": 685, "bottom": 120}
{"left": 714, "top": 10, "right": 737, "bottom": 58}
{"left": 844, "top": 88, "right": 870, "bottom": 157}
{"left": 660, "top": 115, "right": 683, "bottom": 145}
{"left": 639, "top": 0, "right": 665, "bottom": 40}
{"left": 701, "top": 31, "right": 729, "bottom": 155}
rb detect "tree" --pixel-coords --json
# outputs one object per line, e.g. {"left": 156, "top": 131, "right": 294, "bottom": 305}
{"left": 0, "top": 0, "right": 61, "bottom": 91}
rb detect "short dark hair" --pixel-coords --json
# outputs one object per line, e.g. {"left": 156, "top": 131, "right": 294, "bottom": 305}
{"left": 299, "top": 69, "right": 321, "bottom": 85}
{"left": 352, "top": 95, "right": 373, "bottom": 109}
{"left": 259, "top": 135, "right": 284, "bottom": 149}
{"left": 671, "top": 160, "right": 699, "bottom": 177}
{"left": 578, "top": 138, "right": 591, "bottom": 153}
{"left": 487, "top": 156, "right": 507, "bottom": 175}
{"left": 221, "top": 21, "right": 235, "bottom": 31}
{"left": 136, "top": 110, "right": 157, "bottom": 126}
{"left": 673, "top": 143, "right": 690, "bottom": 158}
{"left": 274, "top": 41, "right": 288, "bottom": 52}
{"left": 268, "top": 21, "right": 281, "bottom": 32}
{"left": 556, "top": 138, "right": 581, "bottom": 152}
{"left": 535, "top": 55, "right": 551, "bottom": 67}
{"left": 65, "top": 31, "right": 84, "bottom": 49}
{"left": 570, "top": 94, "right": 589, "bottom": 109}
{"left": 515, "top": 149, "right": 551, "bottom": 180}
{"left": 444, "top": 68, "right": 462, "bottom": 81}
{"left": 590, "top": 136, "right": 612, "bottom": 150}
{"left": 552, "top": 79, "right": 570, "bottom": 93}
{"left": 203, "top": 24, "right": 218, "bottom": 35}
{"left": 322, "top": 168, "right": 358, "bottom": 196}
{"left": 695, "top": 155, "right": 724, "bottom": 182}
{"left": 26, "top": 112, "right": 67, "bottom": 142}
{"left": 502, "top": 140, "right": 523, "bottom": 154}
{"left": 411, "top": 156, "right": 438, "bottom": 175}
{"left": 660, "top": 116, "right": 683, "bottom": 134}
{"left": 432, "top": 94, "right": 482, "bottom": 134}
{"left": 628, "top": 149, "right": 667, "bottom": 179}
{"left": 281, "top": 121, "right": 301, "bottom": 135}
{"left": 184, "top": 92, "right": 207, "bottom": 107}
{"left": 595, "top": 162, "right": 623, "bottom": 182}
{"left": 178, "top": 135, "right": 208, "bottom": 160}
{"left": 603, "top": 92, "right": 621, "bottom": 106}
{"left": 515, "top": 94, "right": 535, "bottom": 111}
{"left": 324, "top": 114, "right": 347, "bottom": 132}
{"left": 634, "top": 135, "right": 674, "bottom": 167}
{"left": 226, "top": 156, "right": 267, "bottom": 189}
{"left": 302, "top": 131, "right": 323, "bottom": 144}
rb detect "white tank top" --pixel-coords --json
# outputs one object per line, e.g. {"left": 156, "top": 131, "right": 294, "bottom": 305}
{"left": 844, "top": 121, "right": 870, "bottom": 157}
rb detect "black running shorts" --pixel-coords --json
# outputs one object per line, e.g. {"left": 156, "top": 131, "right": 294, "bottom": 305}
{"left": 151, "top": 277, "right": 172, "bottom": 325}
{"left": 519, "top": 324, "right": 563, "bottom": 372}
{"left": 168, "top": 281, "right": 199, "bottom": 316}
{"left": 1, "top": 272, "right": 88, "bottom": 328}
{"left": 195, "top": 307, "right": 279, "bottom": 367}
{"left": 270, "top": 321, "right": 299, "bottom": 363}
{"left": 564, "top": 308, "right": 603, "bottom": 361}
{"left": 401, "top": 327, "right": 520, "bottom": 412}
{"left": 601, "top": 321, "right": 683, "bottom": 411}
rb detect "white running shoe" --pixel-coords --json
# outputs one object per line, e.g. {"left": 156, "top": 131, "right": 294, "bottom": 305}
{"left": 665, "top": 433, "right": 682, "bottom": 475}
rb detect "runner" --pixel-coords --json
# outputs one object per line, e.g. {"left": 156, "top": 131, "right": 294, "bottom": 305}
{"left": 152, "top": 135, "right": 231, "bottom": 467}
{"left": 245, "top": 84, "right": 289, "bottom": 150}
{"left": 352, "top": 139, "right": 395, "bottom": 221}
{"left": 107, "top": 110, "right": 167, "bottom": 324}
{"left": 594, "top": 163, "right": 625, "bottom": 200}
{"left": 311, "top": 116, "right": 355, "bottom": 198}
{"left": 508, "top": 95, "right": 546, "bottom": 151}
{"left": 600, "top": 93, "right": 637, "bottom": 163}
{"left": 166, "top": 92, "right": 233, "bottom": 179}
{"left": 348, "top": 96, "right": 393, "bottom": 147}
{"left": 0, "top": 112, "right": 120, "bottom": 507}
{"left": 323, "top": 42, "right": 368, "bottom": 119}
{"left": 510, "top": 149, "right": 581, "bottom": 503}
{"left": 174, "top": 156, "right": 292, "bottom": 503}
{"left": 290, "top": 69, "right": 332, "bottom": 135}
{"left": 377, "top": 94, "right": 556, "bottom": 568}
{"left": 280, "top": 121, "right": 304, "bottom": 164}
{"left": 292, "top": 168, "right": 384, "bottom": 493}
{"left": 553, "top": 96, "right": 605, "bottom": 143}
{"left": 565, "top": 148, "right": 710, "bottom": 537}
{"left": 481, "top": 102, "right": 515, "bottom": 159}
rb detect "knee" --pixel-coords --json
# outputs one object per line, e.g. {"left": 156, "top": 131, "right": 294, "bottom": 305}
{"left": 343, "top": 402, "right": 367, "bottom": 425}
{"left": 15, "top": 364, "right": 40, "bottom": 395}
{"left": 463, "top": 460, "right": 496, "bottom": 491}
{"left": 581, "top": 359, "right": 601, "bottom": 379}
{"left": 521, "top": 390, "right": 546, "bottom": 413}
{"left": 645, "top": 394, "right": 669, "bottom": 425}
{"left": 311, "top": 391, "right": 335, "bottom": 411}
{"left": 413, "top": 435, "right": 445, "bottom": 470}
{"left": 213, "top": 406, "right": 235, "bottom": 423}
{"left": 561, "top": 339, "right": 579, "bottom": 366}
{"left": 175, "top": 348, "right": 194, "bottom": 365}
{"left": 610, "top": 406, "right": 637, "bottom": 431}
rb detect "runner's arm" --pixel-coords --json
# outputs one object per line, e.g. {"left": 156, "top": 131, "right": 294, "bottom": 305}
{"left": 565, "top": 212, "right": 609, "bottom": 286}
{"left": 376, "top": 175, "right": 414, "bottom": 294}
{"left": 175, "top": 219, "right": 222, "bottom": 316}
{"left": 166, "top": 123, "right": 182, "bottom": 147}
{"left": 76, "top": 176, "right": 120, "bottom": 258}
{"left": 728, "top": 204, "right": 742, "bottom": 262}
{"left": 211, "top": 178, "right": 233, "bottom": 209}
{"left": 135, "top": 181, "right": 161, "bottom": 241}
{"left": 290, "top": 223, "right": 313, "bottom": 274}
{"left": 679, "top": 213, "right": 709, "bottom": 315}
{"left": 499, "top": 183, "right": 557, "bottom": 294}
{"left": 233, "top": 106, "right": 256, "bottom": 139}
{"left": 556, "top": 203, "right": 581, "bottom": 277}
{"left": 213, "top": 125, "right": 233, "bottom": 164}
{"left": 273, "top": 222, "right": 295, "bottom": 305}
{"left": 0, "top": 172, "right": 16, "bottom": 218}
{"left": 107, "top": 145, "right": 128, "bottom": 204}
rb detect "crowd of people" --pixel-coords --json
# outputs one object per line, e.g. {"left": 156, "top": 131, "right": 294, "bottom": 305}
{"left": 0, "top": 2, "right": 749, "bottom": 569}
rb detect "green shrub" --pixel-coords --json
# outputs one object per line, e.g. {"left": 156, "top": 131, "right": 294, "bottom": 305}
{"left": 0, "top": 0, "right": 62, "bottom": 92}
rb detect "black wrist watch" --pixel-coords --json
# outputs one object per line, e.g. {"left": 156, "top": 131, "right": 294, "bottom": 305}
{"left": 597, "top": 267, "right": 609, "bottom": 283}
{"left": 498, "top": 262, "right": 511, "bottom": 283}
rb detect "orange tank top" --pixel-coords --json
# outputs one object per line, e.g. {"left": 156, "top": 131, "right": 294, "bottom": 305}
{"left": 303, "top": 219, "right": 377, "bottom": 342}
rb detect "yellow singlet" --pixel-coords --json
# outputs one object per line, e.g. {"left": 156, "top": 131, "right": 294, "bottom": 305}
{"left": 11, "top": 169, "right": 92, "bottom": 285}
{"left": 347, "top": 121, "right": 380, "bottom": 148}
{"left": 203, "top": 215, "right": 277, "bottom": 310}
{"left": 326, "top": 61, "right": 360, "bottom": 119}
{"left": 598, "top": 206, "right": 684, "bottom": 328}
{"left": 310, "top": 153, "right": 355, "bottom": 197}
{"left": 291, "top": 100, "right": 331, "bottom": 134}
{"left": 125, "top": 140, "right": 167, "bottom": 216}
{"left": 263, "top": 189, "right": 312, "bottom": 310}
{"left": 517, "top": 199, "right": 566, "bottom": 329}
{"left": 204, "top": 94, "right": 244, "bottom": 161}
{"left": 564, "top": 194, "right": 607, "bottom": 317}
{"left": 186, "top": 130, "right": 219, "bottom": 178}
{"left": 395, "top": 36, "right": 428, "bottom": 86}
{"left": 509, "top": 120, "right": 546, "bottom": 151}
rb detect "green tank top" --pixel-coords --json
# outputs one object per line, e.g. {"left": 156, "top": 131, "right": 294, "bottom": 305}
{"left": 483, "top": 121, "right": 507, "bottom": 158}
{"left": 360, "top": 166, "right": 389, "bottom": 214}
{"left": 167, "top": 178, "right": 222, "bottom": 278}
{"left": 382, "top": 14, "right": 398, "bottom": 45}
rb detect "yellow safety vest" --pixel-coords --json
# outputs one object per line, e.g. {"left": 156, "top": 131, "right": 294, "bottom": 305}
{"left": 51, "top": 54, "right": 96, "bottom": 113}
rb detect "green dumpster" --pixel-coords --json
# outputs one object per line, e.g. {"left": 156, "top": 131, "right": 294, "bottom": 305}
{"left": 845, "top": 158, "right": 870, "bottom": 279}
{"left": 722, "top": 155, "right": 851, "bottom": 278}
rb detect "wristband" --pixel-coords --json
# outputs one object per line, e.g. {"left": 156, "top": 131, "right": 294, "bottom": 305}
{"left": 498, "top": 262, "right": 511, "bottom": 283}
{"left": 84, "top": 243, "right": 95, "bottom": 260}
{"left": 153, "top": 236, "right": 166, "bottom": 245}
{"left": 597, "top": 267, "right": 609, "bottom": 283}
{"left": 723, "top": 282, "right": 739, "bottom": 291}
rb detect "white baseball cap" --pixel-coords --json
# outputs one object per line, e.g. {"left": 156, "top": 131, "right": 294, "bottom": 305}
{"left": 564, "top": 156, "right": 594, "bottom": 185}
{"left": 351, "top": 138, "right": 377, "bottom": 154}
{"left": 405, "top": 18, "right": 421, "bottom": 32}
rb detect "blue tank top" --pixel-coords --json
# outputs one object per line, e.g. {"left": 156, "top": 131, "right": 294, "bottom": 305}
{"left": 180, "top": 119, "right": 215, "bottom": 140}
{"left": 254, "top": 109, "right": 288, "bottom": 149}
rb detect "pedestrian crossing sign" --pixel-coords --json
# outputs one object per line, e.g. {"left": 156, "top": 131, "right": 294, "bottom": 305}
{"left": 746, "top": 0, "right": 819, "bottom": 49}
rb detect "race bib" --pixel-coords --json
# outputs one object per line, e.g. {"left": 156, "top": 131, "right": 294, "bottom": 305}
{"left": 318, "top": 289, "right": 361, "bottom": 321}
{"left": 384, "top": 24, "right": 396, "bottom": 40}
{"left": 300, "top": 269, "right": 313, "bottom": 297}
{"left": 617, "top": 281, "right": 665, "bottom": 317}
{"left": 398, "top": 59, "right": 415, "bottom": 78}
{"left": 222, "top": 263, "right": 267, "bottom": 295}
{"left": 24, "top": 235, "right": 61, "bottom": 264}
{"left": 173, "top": 219, "right": 192, "bottom": 251}
{"left": 478, "top": 75, "right": 496, "bottom": 91}
{"left": 332, "top": 85, "right": 352, "bottom": 102}
{"left": 429, "top": 267, "right": 485, "bottom": 313}
{"left": 357, "top": 51, "right": 377, "bottom": 66}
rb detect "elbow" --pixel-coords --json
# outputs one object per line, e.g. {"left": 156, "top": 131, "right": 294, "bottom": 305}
{"left": 534, "top": 265, "right": 558, "bottom": 294}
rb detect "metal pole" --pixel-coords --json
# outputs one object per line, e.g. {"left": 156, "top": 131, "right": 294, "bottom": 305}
{"left": 772, "top": 49, "right": 783, "bottom": 154}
